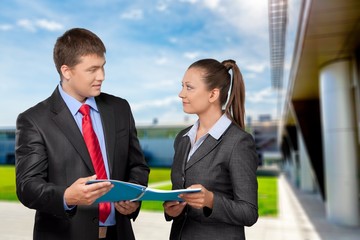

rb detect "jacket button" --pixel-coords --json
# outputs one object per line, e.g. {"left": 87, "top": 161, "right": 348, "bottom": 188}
{"left": 92, "top": 217, "right": 98, "bottom": 223}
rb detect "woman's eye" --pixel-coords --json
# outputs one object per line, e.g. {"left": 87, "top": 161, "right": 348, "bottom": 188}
{"left": 181, "top": 83, "right": 193, "bottom": 90}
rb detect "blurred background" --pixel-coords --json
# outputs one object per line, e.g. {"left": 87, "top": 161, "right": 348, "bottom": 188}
{"left": 1, "top": 0, "right": 360, "bottom": 239}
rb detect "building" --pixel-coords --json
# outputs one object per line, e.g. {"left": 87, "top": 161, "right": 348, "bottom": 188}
{"left": 271, "top": 0, "right": 360, "bottom": 226}
{"left": 138, "top": 120, "right": 281, "bottom": 168}
{"left": 1, "top": 120, "right": 280, "bottom": 168}
{"left": 137, "top": 124, "right": 186, "bottom": 167}
{"left": 0, "top": 127, "right": 15, "bottom": 164}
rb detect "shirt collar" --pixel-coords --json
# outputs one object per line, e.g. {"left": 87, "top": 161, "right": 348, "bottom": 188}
{"left": 183, "top": 114, "right": 232, "bottom": 140}
{"left": 210, "top": 114, "right": 232, "bottom": 139}
{"left": 184, "top": 120, "right": 199, "bottom": 143}
{"left": 58, "top": 84, "right": 99, "bottom": 116}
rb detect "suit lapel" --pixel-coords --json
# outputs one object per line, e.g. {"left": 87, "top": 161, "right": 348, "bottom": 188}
{"left": 185, "top": 135, "right": 222, "bottom": 170}
{"left": 179, "top": 136, "right": 191, "bottom": 174}
{"left": 172, "top": 136, "right": 191, "bottom": 189}
{"left": 96, "top": 97, "right": 115, "bottom": 177}
{"left": 50, "top": 88, "right": 95, "bottom": 173}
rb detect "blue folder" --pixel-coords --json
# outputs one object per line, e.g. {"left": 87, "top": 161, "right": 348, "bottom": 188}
{"left": 87, "top": 179, "right": 201, "bottom": 203}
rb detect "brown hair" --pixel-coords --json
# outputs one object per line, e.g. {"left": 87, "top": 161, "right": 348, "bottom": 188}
{"left": 53, "top": 28, "right": 106, "bottom": 76}
{"left": 188, "top": 58, "right": 245, "bottom": 129}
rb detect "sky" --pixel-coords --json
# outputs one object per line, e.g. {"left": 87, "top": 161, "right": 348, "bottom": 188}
{"left": 0, "top": 0, "right": 278, "bottom": 127}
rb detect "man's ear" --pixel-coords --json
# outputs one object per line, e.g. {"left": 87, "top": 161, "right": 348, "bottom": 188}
{"left": 209, "top": 88, "right": 220, "bottom": 103}
{"left": 60, "top": 65, "right": 71, "bottom": 80}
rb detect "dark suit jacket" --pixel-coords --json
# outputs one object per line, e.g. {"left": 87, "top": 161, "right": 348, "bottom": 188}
{"left": 168, "top": 124, "right": 258, "bottom": 240}
{"left": 15, "top": 88, "right": 149, "bottom": 240}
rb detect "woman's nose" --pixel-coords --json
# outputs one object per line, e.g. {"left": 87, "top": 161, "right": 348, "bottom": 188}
{"left": 178, "top": 89, "right": 184, "bottom": 98}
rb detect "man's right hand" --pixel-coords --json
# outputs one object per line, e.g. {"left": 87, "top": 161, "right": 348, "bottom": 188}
{"left": 64, "top": 175, "right": 113, "bottom": 206}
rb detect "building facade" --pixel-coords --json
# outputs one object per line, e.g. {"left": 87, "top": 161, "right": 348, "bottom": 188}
{"left": 273, "top": 0, "right": 360, "bottom": 226}
{"left": 0, "top": 128, "right": 15, "bottom": 164}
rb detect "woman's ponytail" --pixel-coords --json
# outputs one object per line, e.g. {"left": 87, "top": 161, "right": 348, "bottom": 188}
{"left": 222, "top": 60, "right": 245, "bottom": 129}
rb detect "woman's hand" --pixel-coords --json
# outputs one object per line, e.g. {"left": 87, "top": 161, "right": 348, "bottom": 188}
{"left": 163, "top": 201, "right": 187, "bottom": 217}
{"left": 179, "top": 184, "right": 214, "bottom": 209}
{"left": 115, "top": 201, "right": 140, "bottom": 215}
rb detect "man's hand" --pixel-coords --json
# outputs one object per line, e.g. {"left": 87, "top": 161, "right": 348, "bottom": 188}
{"left": 64, "top": 175, "right": 113, "bottom": 206}
{"left": 115, "top": 201, "right": 140, "bottom": 215}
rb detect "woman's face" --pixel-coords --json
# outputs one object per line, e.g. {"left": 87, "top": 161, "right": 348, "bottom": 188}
{"left": 179, "top": 67, "right": 213, "bottom": 115}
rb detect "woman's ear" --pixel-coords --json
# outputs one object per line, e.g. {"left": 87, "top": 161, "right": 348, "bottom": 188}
{"left": 209, "top": 88, "right": 220, "bottom": 103}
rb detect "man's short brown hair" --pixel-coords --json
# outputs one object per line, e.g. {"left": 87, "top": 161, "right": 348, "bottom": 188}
{"left": 53, "top": 28, "right": 106, "bottom": 75}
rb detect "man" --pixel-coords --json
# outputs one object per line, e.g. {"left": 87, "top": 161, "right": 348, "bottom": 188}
{"left": 15, "top": 28, "right": 150, "bottom": 240}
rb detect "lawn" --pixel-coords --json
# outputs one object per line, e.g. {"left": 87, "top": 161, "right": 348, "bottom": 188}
{"left": 0, "top": 166, "right": 277, "bottom": 216}
{"left": 258, "top": 176, "right": 278, "bottom": 216}
{"left": 0, "top": 165, "right": 17, "bottom": 201}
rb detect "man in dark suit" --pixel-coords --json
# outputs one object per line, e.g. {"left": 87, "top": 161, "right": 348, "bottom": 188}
{"left": 15, "top": 28, "right": 149, "bottom": 240}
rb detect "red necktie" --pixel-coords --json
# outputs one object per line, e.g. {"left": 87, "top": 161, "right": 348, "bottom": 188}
{"left": 79, "top": 104, "right": 110, "bottom": 223}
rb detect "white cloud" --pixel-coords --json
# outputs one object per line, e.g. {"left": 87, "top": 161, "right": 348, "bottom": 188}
{"left": 36, "top": 19, "right": 63, "bottom": 31}
{"left": 155, "top": 56, "right": 169, "bottom": 65}
{"left": 17, "top": 18, "right": 63, "bottom": 32}
{"left": 120, "top": 9, "right": 143, "bottom": 20}
{"left": 245, "top": 87, "right": 281, "bottom": 121}
{"left": 168, "top": 37, "right": 178, "bottom": 44}
{"left": 247, "top": 87, "right": 277, "bottom": 104}
{"left": 245, "top": 63, "right": 267, "bottom": 73}
{"left": 142, "top": 79, "right": 177, "bottom": 90}
{"left": 199, "top": 0, "right": 268, "bottom": 38}
{"left": 245, "top": 73, "right": 257, "bottom": 79}
{"left": 183, "top": 51, "right": 200, "bottom": 60}
{"left": 179, "top": 0, "right": 198, "bottom": 4}
{"left": 0, "top": 24, "right": 13, "bottom": 31}
{"left": 156, "top": 2, "right": 168, "bottom": 12}
{"left": 131, "top": 96, "right": 179, "bottom": 112}
{"left": 202, "top": 0, "right": 221, "bottom": 9}
{"left": 17, "top": 19, "right": 36, "bottom": 31}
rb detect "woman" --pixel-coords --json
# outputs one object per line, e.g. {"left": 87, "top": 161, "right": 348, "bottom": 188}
{"left": 163, "top": 59, "right": 259, "bottom": 240}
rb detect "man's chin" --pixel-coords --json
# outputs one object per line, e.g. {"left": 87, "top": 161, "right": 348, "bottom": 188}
{"left": 91, "top": 90, "right": 102, "bottom": 97}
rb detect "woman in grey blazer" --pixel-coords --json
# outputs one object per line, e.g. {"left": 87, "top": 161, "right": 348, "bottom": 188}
{"left": 163, "top": 59, "right": 259, "bottom": 240}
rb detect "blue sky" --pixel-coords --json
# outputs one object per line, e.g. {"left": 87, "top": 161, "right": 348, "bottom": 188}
{"left": 0, "top": 0, "right": 277, "bottom": 127}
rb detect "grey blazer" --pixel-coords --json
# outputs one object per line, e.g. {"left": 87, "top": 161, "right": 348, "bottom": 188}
{"left": 168, "top": 123, "right": 258, "bottom": 240}
{"left": 15, "top": 88, "right": 149, "bottom": 240}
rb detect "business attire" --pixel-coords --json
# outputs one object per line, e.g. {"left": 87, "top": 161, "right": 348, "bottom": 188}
{"left": 167, "top": 115, "right": 258, "bottom": 240}
{"left": 15, "top": 86, "right": 149, "bottom": 240}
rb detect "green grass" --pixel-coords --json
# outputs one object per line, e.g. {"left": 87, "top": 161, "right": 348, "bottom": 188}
{"left": 141, "top": 167, "right": 172, "bottom": 211}
{"left": 258, "top": 176, "right": 278, "bottom": 216}
{"left": 0, "top": 166, "right": 278, "bottom": 216}
{"left": 148, "top": 167, "right": 171, "bottom": 183}
{"left": 144, "top": 169, "right": 278, "bottom": 216}
{"left": 0, "top": 165, "right": 17, "bottom": 201}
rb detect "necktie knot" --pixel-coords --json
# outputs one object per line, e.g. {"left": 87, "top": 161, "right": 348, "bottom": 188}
{"left": 79, "top": 104, "right": 90, "bottom": 116}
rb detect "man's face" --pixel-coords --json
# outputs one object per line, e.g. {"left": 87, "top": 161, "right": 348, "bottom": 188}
{"left": 62, "top": 54, "right": 105, "bottom": 103}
